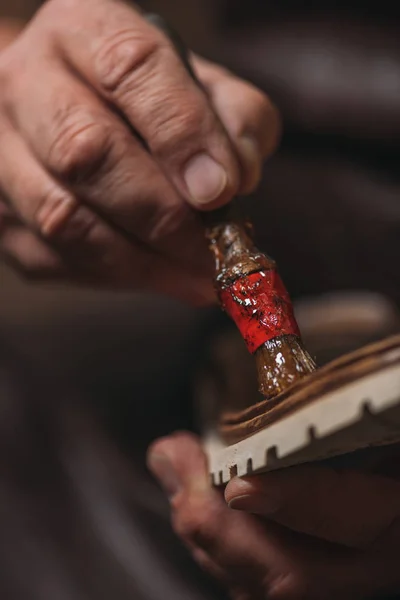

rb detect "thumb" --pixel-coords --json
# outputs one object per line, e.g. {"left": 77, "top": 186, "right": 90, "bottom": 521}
{"left": 225, "top": 464, "right": 400, "bottom": 548}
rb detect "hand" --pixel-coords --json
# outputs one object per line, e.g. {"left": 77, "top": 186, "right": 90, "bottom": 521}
{"left": 148, "top": 433, "right": 400, "bottom": 600}
{"left": 0, "top": 0, "right": 279, "bottom": 303}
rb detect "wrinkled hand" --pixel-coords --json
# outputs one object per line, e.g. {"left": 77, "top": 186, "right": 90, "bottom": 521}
{"left": 148, "top": 433, "right": 400, "bottom": 600}
{"left": 0, "top": 0, "right": 279, "bottom": 303}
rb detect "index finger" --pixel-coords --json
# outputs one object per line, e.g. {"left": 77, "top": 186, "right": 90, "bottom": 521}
{"left": 225, "top": 464, "right": 400, "bottom": 548}
{"left": 44, "top": 0, "right": 240, "bottom": 209}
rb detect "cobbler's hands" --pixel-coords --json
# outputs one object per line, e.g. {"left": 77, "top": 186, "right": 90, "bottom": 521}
{"left": 0, "top": 0, "right": 279, "bottom": 303}
{"left": 148, "top": 433, "right": 400, "bottom": 600}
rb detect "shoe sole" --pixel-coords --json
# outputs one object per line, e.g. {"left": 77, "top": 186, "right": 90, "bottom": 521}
{"left": 202, "top": 337, "right": 400, "bottom": 485}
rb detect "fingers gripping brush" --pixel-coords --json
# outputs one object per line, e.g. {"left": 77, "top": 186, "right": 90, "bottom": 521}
{"left": 146, "top": 13, "right": 318, "bottom": 399}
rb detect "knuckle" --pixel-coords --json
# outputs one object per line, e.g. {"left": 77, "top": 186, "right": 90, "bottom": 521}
{"left": 173, "top": 498, "right": 219, "bottom": 552}
{"left": 95, "top": 30, "right": 160, "bottom": 93}
{"left": 33, "top": 185, "right": 77, "bottom": 239}
{"left": 47, "top": 109, "right": 113, "bottom": 181}
{"left": 150, "top": 96, "right": 208, "bottom": 157}
{"left": 32, "top": 183, "right": 98, "bottom": 249}
{"left": 43, "top": 0, "right": 79, "bottom": 20}
{"left": 47, "top": 204, "right": 97, "bottom": 248}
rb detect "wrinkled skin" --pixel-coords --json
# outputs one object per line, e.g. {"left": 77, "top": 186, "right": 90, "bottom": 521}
{"left": 0, "top": 0, "right": 279, "bottom": 303}
{"left": 148, "top": 432, "right": 400, "bottom": 600}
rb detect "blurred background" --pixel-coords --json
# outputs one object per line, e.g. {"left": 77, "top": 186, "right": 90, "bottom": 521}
{"left": 1, "top": 1, "right": 400, "bottom": 598}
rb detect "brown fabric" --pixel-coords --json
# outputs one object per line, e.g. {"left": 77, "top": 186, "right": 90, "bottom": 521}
{"left": 0, "top": 307, "right": 226, "bottom": 600}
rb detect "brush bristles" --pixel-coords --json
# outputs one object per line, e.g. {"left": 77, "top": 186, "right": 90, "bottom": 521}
{"left": 255, "top": 335, "right": 317, "bottom": 398}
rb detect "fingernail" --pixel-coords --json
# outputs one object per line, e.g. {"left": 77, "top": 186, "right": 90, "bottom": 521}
{"left": 237, "top": 136, "right": 262, "bottom": 194}
{"left": 147, "top": 453, "right": 181, "bottom": 499}
{"left": 228, "top": 491, "right": 280, "bottom": 515}
{"left": 184, "top": 153, "right": 228, "bottom": 205}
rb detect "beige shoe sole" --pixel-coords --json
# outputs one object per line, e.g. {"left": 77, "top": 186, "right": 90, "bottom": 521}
{"left": 200, "top": 336, "right": 400, "bottom": 485}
